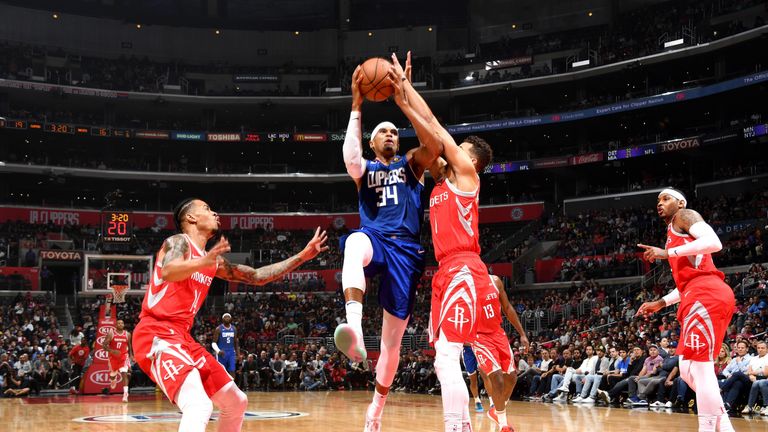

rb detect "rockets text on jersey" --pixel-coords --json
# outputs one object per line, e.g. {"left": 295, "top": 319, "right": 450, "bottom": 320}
{"left": 429, "top": 177, "right": 481, "bottom": 263}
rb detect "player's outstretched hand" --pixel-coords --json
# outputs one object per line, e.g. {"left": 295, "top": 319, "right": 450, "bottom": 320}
{"left": 350, "top": 65, "right": 364, "bottom": 110}
{"left": 637, "top": 243, "right": 668, "bottom": 262}
{"left": 387, "top": 68, "right": 408, "bottom": 108}
{"left": 205, "top": 236, "right": 231, "bottom": 265}
{"left": 300, "top": 227, "right": 329, "bottom": 261}
{"left": 635, "top": 299, "right": 665, "bottom": 318}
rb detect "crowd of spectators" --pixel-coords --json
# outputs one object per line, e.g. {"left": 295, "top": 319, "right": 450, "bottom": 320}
{"left": 0, "top": 293, "right": 72, "bottom": 397}
{"left": 0, "top": 0, "right": 765, "bottom": 99}
{"left": 450, "top": 0, "right": 765, "bottom": 86}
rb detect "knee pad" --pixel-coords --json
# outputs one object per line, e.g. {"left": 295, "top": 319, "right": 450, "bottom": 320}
{"left": 434, "top": 335, "right": 464, "bottom": 386}
{"left": 176, "top": 369, "right": 213, "bottom": 432}
{"left": 342, "top": 232, "right": 373, "bottom": 291}
{"left": 685, "top": 360, "right": 725, "bottom": 416}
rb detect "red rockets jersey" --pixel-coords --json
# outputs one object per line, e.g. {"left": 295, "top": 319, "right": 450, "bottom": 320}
{"left": 476, "top": 282, "right": 502, "bottom": 334}
{"left": 429, "top": 177, "right": 481, "bottom": 263}
{"left": 109, "top": 330, "right": 130, "bottom": 357}
{"left": 139, "top": 234, "right": 217, "bottom": 331}
{"left": 666, "top": 222, "right": 725, "bottom": 292}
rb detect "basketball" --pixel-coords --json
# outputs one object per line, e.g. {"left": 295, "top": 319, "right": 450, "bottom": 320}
{"left": 359, "top": 57, "right": 394, "bottom": 102}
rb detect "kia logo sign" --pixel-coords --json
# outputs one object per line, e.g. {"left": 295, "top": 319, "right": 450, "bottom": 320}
{"left": 95, "top": 349, "right": 110, "bottom": 361}
{"left": 96, "top": 336, "right": 107, "bottom": 346}
{"left": 98, "top": 326, "right": 115, "bottom": 335}
{"left": 89, "top": 370, "right": 121, "bottom": 386}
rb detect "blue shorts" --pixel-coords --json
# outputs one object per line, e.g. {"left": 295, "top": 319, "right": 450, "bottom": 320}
{"left": 217, "top": 350, "right": 236, "bottom": 372}
{"left": 340, "top": 227, "right": 425, "bottom": 320}
{"left": 463, "top": 346, "right": 478, "bottom": 374}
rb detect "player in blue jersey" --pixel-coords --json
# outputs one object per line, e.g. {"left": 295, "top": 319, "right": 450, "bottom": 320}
{"left": 334, "top": 55, "right": 443, "bottom": 432}
{"left": 212, "top": 313, "right": 240, "bottom": 379}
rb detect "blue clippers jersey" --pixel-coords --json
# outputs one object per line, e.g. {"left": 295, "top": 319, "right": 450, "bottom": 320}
{"left": 359, "top": 156, "right": 424, "bottom": 240}
{"left": 217, "top": 324, "right": 236, "bottom": 351}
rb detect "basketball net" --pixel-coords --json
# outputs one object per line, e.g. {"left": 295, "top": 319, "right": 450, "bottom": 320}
{"left": 110, "top": 284, "right": 128, "bottom": 304}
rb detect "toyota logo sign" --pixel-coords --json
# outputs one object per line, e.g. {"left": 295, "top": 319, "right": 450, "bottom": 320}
{"left": 89, "top": 370, "right": 121, "bottom": 386}
{"left": 95, "top": 349, "right": 110, "bottom": 361}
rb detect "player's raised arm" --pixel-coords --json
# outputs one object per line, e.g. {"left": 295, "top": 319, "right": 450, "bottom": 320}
{"left": 160, "top": 234, "right": 229, "bottom": 282}
{"left": 390, "top": 52, "right": 476, "bottom": 183}
{"left": 343, "top": 66, "right": 367, "bottom": 188}
{"left": 216, "top": 227, "right": 328, "bottom": 286}
{"left": 388, "top": 67, "right": 443, "bottom": 177}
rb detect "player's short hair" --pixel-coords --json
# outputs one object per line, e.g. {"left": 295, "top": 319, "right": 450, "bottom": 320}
{"left": 173, "top": 198, "right": 200, "bottom": 231}
{"left": 463, "top": 135, "right": 493, "bottom": 172}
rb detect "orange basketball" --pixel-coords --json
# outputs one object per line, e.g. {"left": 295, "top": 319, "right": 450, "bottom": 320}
{"left": 359, "top": 57, "right": 394, "bottom": 102}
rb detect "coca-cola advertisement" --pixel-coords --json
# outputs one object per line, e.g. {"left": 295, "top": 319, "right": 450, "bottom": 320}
{"left": 569, "top": 152, "right": 605, "bottom": 165}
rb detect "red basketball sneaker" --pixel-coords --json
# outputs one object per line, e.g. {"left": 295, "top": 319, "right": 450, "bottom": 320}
{"left": 486, "top": 407, "right": 498, "bottom": 426}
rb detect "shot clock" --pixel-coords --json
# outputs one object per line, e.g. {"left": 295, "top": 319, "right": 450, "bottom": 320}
{"left": 101, "top": 211, "right": 133, "bottom": 243}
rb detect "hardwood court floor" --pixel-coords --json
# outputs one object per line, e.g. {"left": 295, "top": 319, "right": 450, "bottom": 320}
{"left": 2, "top": 390, "right": 767, "bottom": 431}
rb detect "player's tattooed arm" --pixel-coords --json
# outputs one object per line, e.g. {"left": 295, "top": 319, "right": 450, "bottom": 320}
{"left": 161, "top": 234, "right": 189, "bottom": 267}
{"left": 674, "top": 208, "right": 705, "bottom": 234}
{"left": 216, "top": 227, "right": 328, "bottom": 286}
{"left": 217, "top": 254, "right": 305, "bottom": 286}
{"left": 160, "top": 234, "right": 228, "bottom": 282}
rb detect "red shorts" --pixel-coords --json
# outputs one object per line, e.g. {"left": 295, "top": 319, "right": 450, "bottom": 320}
{"left": 677, "top": 275, "right": 735, "bottom": 362}
{"left": 133, "top": 317, "right": 232, "bottom": 403}
{"left": 472, "top": 328, "right": 514, "bottom": 375}
{"left": 429, "top": 253, "right": 494, "bottom": 344}
{"left": 108, "top": 353, "right": 130, "bottom": 374}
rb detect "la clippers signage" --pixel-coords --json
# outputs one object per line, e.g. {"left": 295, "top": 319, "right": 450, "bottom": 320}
{"left": 83, "top": 306, "right": 125, "bottom": 394}
{"left": 0, "top": 203, "right": 544, "bottom": 231}
{"left": 39, "top": 249, "right": 83, "bottom": 262}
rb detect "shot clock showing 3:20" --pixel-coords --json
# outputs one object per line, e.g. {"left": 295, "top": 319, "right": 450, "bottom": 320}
{"left": 101, "top": 211, "right": 133, "bottom": 243}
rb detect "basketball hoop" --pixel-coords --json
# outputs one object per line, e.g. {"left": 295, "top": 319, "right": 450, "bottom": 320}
{"left": 110, "top": 285, "right": 128, "bottom": 303}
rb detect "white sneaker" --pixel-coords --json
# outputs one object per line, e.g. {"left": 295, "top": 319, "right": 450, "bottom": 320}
{"left": 363, "top": 415, "right": 381, "bottom": 432}
{"left": 582, "top": 397, "right": 595, "bottom": 404}
{"left": 572, "top": 396, "right": 584, "bottom": 403}
{"left": 741, "top": 406, "right": 753, "bottom": 415}
{"left": 553, "top": 393, "right": 567, "bottom": 403}
{"left": 557, "top": 386, "right": 569, "bottom": 393}
{"left": 122, "top": 392, "right": 129, "bottom": 403}
{"left": 650, "top": 401, "right": 665, "bottom": 408}
{"left": 334, "top": 324, "right": 367, "bottom": 363}
{"left": 760, "top": 406, "right": 768, "bottom": 416}
{"left": 664, "top": 401, "right": 672, "bottom": 408}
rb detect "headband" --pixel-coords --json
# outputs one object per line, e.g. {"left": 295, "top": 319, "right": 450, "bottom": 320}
{"left": 222, "top": 313, "right": 232, "bottom": 319}
{"left": 659, "top": 188, "right": 687, "bottom": 207}
{"left": 370, "top": 121, "right": 397, "bottom": 142}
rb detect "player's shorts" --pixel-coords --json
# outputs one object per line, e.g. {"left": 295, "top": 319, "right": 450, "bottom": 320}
{"left": 108, "top": 353, "right": 130, "bottom": 374}
{"left": 218, "top": 350, "right": 236, "bottom": 372}
{"left": 472, "top": 328, "right": 515, "bottom": 375}
{"left": 462, "top": 345, "right": 478, "bottom": 374}
{"left": 677, "top": 275, "right": 735, "bottom": 362}
{"left": 429, "top": 252, "right": 493, "bottom": 344}
{"left": 133, "top": 317, "right": 232, "bottom": 403}
{"left": 340, "top": 227, "right": 425, "bottom": 320}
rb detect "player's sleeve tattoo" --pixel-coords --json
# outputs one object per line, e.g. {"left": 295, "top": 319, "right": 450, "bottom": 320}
{"left": 161, "top": 234, "right": 189, "bottom": 266}
{"left": 676, "top": 209, "right": 704, "bottom": 232}
{"left": 217, "top": 255, "right": 305, "bottom": 286}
